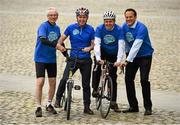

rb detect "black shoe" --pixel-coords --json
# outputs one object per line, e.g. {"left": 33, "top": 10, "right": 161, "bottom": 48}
{"left": 144, "top": 109, "right": 152, "bottom": 115}
{"left": 84, "top": 107, "right": 94, "bottom": 115}
{"left": 110, "top": 103, "right": 121, "bottom": 112}
{"left": 54, "top": 100, "right": 62, "bottom": 108}
{"left": 35, "top": 107, "right": 42, "bottom": 117}
{"left": 46, "top": 104, "right": 57, "bottom": 114}
{"left": 92, "top": 89, "right": 98, "bottom": 98}
{"left": 122, "top": 107, "right": 139, "bottom": 113}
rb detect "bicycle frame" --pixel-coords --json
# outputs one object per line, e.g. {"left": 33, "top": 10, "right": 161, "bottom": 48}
{"left": 63, "top": 48, "right": 82, "bottom": 120}
{"left": 96, "top": 60, "right": 114, "bottom": 118}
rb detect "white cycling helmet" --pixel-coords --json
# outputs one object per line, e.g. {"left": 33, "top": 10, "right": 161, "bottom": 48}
{"left": 103, "top": 11, "right": 116, "bottom": 20}
{"left": 76, "top": 7, "right": 89, "bottom": 16}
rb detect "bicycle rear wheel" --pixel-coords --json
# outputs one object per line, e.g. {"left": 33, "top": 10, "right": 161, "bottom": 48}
{"left": 60, "top": 92, "right": 66, "bottom": 108}
{"left": 100, "top": 76, "right": 113, "bottom": 118}
{"left": 66, "top": 80, "right": 73, "bottom": 120}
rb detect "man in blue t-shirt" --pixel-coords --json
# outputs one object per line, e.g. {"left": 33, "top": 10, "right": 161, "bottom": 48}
{"left": 55, "top": 7, "right": 94, "bottom": 115}
{"left": 92, "top": 11, "right": 125, "bottom": 112}
{"left": 34, "top": 7, "right": 60, "bottom": 117}
{"left": 121, "top": 8, "right": 154, "bottom": 115}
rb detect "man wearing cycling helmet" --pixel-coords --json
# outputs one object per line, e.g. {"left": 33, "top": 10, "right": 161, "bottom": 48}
{"left": 55, "top": 7, "right": 94, "bottom": 115}
{"left": 92, "top": 11, "right": 125, "bottom": 112}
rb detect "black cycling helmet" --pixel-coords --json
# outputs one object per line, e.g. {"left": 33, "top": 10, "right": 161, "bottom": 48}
{"left": 76, "top": 7, "right": 89, "bottom": 16}
{"left": 103, "top": 11, "right": 116, "bottom": 20}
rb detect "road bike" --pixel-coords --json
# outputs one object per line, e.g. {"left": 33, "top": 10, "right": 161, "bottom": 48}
{"left": 60, "top": 48, "right": 82, "bottom": 120}
{"left": 95, "top": 60, "right": 114, "bottom": 118}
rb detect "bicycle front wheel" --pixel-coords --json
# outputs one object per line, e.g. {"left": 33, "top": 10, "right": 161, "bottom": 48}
{"left": 100, "top": 76, "right": 113, "bottom": 118}
{"left": 95, "top": 86, "right": 102, "bottom": 110}
{"left": 67, "top": 80, "right": 73, "bottom": 120}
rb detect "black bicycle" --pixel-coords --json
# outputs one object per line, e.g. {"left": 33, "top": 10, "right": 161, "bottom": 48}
{"left": 95, "top": 60, "right": 114, "bottom": 118}
{"left": 60, "top": 48, "right": 82, "bottom": 120}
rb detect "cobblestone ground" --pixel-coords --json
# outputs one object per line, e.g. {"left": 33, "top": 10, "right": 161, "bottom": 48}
{"left": 0, "top": 0, "right": 180, "bottom": 124}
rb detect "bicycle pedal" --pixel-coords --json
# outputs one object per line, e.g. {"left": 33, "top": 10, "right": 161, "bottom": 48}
{"left": 74, "top": 85, "right": 81, "bottom": 90}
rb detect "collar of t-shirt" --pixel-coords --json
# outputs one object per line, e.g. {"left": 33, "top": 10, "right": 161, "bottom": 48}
{"left": 129, "top": 20, "right": 137, "bottom": 29}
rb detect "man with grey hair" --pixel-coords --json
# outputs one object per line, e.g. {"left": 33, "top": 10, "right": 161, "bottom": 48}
{"left": 34, "top": 7, "right": 60, "bottom": 117}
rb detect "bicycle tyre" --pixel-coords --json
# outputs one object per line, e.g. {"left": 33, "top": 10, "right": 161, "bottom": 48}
{"left": 60, "top": 92, "right": 66, "bottom": 108}
{"left": 67, "top": 80, "right": 73, "bottom": 120}
{"left": 100, "top": 75, "right": 113, "bottom": 118}
{"left": 95, "top": 85, "right": 102, "bottom": 110}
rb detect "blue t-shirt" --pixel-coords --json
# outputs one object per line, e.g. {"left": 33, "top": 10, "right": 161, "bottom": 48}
{"left": 95, "top": 24, "right": 124, "bottom": 55}
{"left": 122, "top": 21, "right": 154, "bottom": 57}
{"left": 34, "top": 21, "right": 61, "bottom": 63}
{"left": 64, "top": 23, "right": 95, "bottom": 59}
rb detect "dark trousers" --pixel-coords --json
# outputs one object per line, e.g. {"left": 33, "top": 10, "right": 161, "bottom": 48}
{"left": 56, "top": 58, "right": 92, "bottom": 107}
{"left": 92, "top": 55, "right": 118, "bottom": 102}
{"left": 125, "top": 56, "right": 152, "bottom": 110}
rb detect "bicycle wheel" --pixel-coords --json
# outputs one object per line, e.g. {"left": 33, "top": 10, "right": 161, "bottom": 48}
{"left": 100, "top": 76, "right": 113, "bottom": 118}
{"left": 59, "top": 92, "right": 66, "bottom": 108}
{"left": 95, "top": 86, "right": 102, "bottom": 110}
{"left": 66, "top": 80, "right": 73, "bottom": 120}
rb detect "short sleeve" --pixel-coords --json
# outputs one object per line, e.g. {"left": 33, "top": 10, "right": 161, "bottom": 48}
{"left": 90, "top": 27, "right": 95, "bottom": 41}
{"left": 136, "top": 25, "right": 148, "bottom": 40}
{"left": 95, "top": 26, "right": 101, "bottom": 38}
{"left": 38, "top": 23, "right": 47, "bottom": 38}
{"left": 64, "top": 26, "right": 70, "bottom": 36}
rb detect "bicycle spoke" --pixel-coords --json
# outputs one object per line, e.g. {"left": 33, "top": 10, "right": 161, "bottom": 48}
{"left": 100, "top": 76, "right": 113, "bottom": 118}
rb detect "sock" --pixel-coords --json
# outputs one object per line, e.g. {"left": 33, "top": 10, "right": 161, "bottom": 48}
{"left": 37, "top": 104, "right": 41, "bottom": 108}
{"left": 47, "top": 100, "right": 52, "bottom": 106}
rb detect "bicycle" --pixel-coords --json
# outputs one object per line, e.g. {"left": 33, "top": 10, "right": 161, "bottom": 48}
{"left": 95, "top": 60, "right": 114, "bottom": 118}
{"left": 60, "top": 48, "right": 82, "bottom": 120}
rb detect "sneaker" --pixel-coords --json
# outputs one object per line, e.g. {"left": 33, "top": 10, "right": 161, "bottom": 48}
{"left": 92, "top": 89, "right": 99, "bottom": 98}
{"left": 46, "top": 104, "right": 57, "bottom": 114}
{"left": 84, "top": 107, "right": 94, "bottom": 115}
{"left": 110, "top": 103, "right": 121, "bottom": 112}
{"left": 144, "top": 109, "right": 152, "bottom": 115}
{"left": 35, "top": 107, "right": 42, "bottom": 117}
{"left": 54, "top": 100, "right": 62, "bottom": 108}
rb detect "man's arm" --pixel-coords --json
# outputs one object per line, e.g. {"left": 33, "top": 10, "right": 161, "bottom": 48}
{"left": 126, "top": 39, "right": 143, "bottom": 62}
{"left": 82, "top": 40, "right": 94, "bottom": 52}
{"left": 114, "top": 39, "right": 125, "bottom": 67}
{"left": 40, "top": 37, "right": 58, "bottom": 48}
{"left": 117, "top": 39, "right": 125, "bottom": 62}
{"left": 56, "top": 34, "right": 68, "bottom": 52}
{"left": 94, "top": 37, "right": 101, "bottom": 61}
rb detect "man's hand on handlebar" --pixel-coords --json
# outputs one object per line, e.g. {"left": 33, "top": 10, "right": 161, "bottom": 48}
{"left": 56, "top": 43, "right": 67, "bottom": 52}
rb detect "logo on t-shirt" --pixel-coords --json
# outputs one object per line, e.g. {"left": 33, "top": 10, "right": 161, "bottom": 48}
{"left": 103, "top": 35, "right": 115, "bottom": 44}
{"left": 73, "top": 29, "right": 79, "bottom": 35}
{"left": 126, "top": 32, "right": 134, "bottom": 42}
{"left": 48, "top": 31, "right": 58, "bottom": 42}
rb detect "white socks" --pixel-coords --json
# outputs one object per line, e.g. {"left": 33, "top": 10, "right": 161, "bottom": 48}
{"left": 47, "top": 100, "right": 52, "bottom": 106}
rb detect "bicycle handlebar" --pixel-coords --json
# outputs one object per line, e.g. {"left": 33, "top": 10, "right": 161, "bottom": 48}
{"left": 65, "top": 48, "right": 83, "bottom": 51}
{"left": 64, "top": 48, "right": 84, "bottom": 70}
